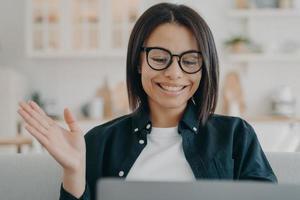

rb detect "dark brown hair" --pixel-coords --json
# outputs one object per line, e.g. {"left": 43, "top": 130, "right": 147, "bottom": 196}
{"left": 126, "top": 3, "right": 219, "bottom": 125}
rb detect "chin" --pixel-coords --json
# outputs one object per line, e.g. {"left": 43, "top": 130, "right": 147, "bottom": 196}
{"left": 157, "top": 99, "right": 188, "bottom": 110}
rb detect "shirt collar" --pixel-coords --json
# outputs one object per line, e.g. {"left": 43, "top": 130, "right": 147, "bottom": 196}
{"left": 179, "top": 100, "right": 200, "bottom": 133}
{"left": 131, "top": 100, "right": 199, "bottom": 134}
{"left": 131, "top": 104, "right": 152, "bottom": 133}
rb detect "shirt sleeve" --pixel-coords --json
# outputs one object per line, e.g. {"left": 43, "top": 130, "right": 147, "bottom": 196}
{"left": 233, "top": 120, "right": 278, "bottom": 182}
{"left": 59, "top": 183, "right": 91, "bottom": 200}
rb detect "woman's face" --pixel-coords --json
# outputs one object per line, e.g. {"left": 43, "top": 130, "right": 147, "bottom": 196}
{"left": 140, "top": 23, "right": 202, "bottom": 113}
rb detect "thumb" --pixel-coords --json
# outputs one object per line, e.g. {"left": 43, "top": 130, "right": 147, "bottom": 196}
{"left": 64, "top": 108, "right": 81, "bottom": 132}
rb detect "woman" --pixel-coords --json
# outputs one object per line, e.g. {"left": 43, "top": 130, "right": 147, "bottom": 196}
{"left": 18, "top": 3, "right": 277, "bottom": 200}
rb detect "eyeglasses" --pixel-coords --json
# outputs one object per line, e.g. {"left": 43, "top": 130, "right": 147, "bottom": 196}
{"left": 141, "top": 47, "right": 203, "bottom": 74}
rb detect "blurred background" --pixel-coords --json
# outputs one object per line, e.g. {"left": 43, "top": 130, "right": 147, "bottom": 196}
{"left": 0, "top": 0, "right": 300, "bottom": 153}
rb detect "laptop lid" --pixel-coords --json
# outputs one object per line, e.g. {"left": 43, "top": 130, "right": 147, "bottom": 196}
{"left": 97, "top": 178, "right": 300, "bottom": 200}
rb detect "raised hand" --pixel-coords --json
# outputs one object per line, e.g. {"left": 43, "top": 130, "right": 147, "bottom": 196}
{"left": 18, "top": 101, "right": 86, "bottom": 172}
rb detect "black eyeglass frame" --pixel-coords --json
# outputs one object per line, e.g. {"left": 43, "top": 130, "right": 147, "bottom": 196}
{"left": 141, "top": 46, "right": 203, "bottom": 74}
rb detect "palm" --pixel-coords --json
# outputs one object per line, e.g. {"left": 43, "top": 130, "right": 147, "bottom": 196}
{"left": 18, "top": 101, "right": 85, "bottom": 172}
{"left": 46, "top": 125, "right": 85, "bottom": 171}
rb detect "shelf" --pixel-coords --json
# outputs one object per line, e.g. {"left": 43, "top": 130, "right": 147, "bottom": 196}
{"left": 227, "top": 53, "right": 300, "bottom": 62}
{"left": 228, "top": 9, "right": 300, "bottom": 18}
{"left": 245, "top": 115, "right": 300, "bottom": 123}
{"left": 27, "top": 50, "right": 127, "bottom": 58}
{"left": 0, "top": 135, "right": 33, "bottom": 153}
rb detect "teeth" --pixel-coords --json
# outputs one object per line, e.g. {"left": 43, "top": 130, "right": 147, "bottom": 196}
{"left": 159, "top": 84, "right": 184, "bottom": 92}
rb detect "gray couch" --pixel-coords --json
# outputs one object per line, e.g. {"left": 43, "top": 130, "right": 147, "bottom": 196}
{"left": 0, "top": 152, "right": 300, "bottom": 200}
{"left": 0, "top": 153, "right": 62, "bottom": 200}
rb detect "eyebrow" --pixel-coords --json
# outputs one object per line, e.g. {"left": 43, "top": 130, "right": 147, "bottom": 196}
{"left": 143, "top": 46, "right": 201, "bottom": 54}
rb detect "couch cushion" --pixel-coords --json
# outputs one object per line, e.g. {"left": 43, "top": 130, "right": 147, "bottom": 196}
{"left": 265, "top": 152, "right": 300, "bottom": 184}
{"left": 0, "top": 153, "right": 61, "bottom": 200}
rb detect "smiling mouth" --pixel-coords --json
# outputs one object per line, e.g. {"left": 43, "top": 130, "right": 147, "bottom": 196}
{"left": 157, "top": 83, "right": 187, "bottom": 92}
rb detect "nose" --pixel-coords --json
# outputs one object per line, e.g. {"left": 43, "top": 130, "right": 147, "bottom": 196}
{"left": 163, "top": 56, "right": 183, "bottom": 80}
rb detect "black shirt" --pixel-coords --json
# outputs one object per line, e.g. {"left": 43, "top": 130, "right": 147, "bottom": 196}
{"left": 60, "top": 101, "right": 277, "bottom": 200}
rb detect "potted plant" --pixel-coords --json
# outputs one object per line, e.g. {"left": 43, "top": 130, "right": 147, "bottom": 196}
{"left": 224, "top": 36, "right": 251, "bottom": 53}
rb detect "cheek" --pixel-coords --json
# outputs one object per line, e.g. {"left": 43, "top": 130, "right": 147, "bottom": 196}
{"left": 141, "top": 63, "right": 163, "bottom": 97}
{"left": 141, "top": 65, "right": 153, "bottom": 93}
{"left": 191, "top": 74, "right": 202, "bottom": 93}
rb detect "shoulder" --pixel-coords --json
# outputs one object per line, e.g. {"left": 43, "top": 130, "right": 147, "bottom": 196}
{"left": 203, "top": 114, "right": 262, "bottom": 159}
{"left": 207, "top": 114, "right": 248, "bottom": 126}
{"left": 204, "top": 114, "right": 257, "bottom": 140}
{"left": 208, "top": 114, "right": 254, "bottom": 130}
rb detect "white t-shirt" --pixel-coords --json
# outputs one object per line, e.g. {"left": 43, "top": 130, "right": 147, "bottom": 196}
{"left": 126, "top": 126, "right": 195, "bottom": 181}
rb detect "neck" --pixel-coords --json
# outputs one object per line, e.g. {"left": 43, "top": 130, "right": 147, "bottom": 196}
{"left": 149, "top": 102, "right": 187, "bottom": 128}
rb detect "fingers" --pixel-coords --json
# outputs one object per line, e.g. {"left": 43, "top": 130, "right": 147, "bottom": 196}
{"left": 28, "top": 101, "right": 55, "bottom": 126}
{"left": 64, "top": 108, "right": 81, "bottom": 132}
{"left": 29, "top": 101, "right": 47, "bottom": 116}
{"left": 19, "top": 101, "right": 51, "bottom": 130}
{"left": 25, "top": 124, "right": 49, "bottom": 148}
{"left": 18, "top": 108, "right": 48, "bottom": 136}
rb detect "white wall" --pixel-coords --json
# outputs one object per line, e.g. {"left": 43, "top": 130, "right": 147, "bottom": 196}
{"left": 0, "top": 0, "right": 300, "bottom": 120}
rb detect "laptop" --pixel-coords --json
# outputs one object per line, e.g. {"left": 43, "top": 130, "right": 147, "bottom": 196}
{"left": 97, "top": 178, "right": 300, "bottom": 200}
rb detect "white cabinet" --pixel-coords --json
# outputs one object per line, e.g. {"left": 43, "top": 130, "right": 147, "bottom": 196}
{"left": 0, "top": 68, "right": 26, "bottom": 152}
{"left": 26, "top": 0, "right": 142, "bottom": 58}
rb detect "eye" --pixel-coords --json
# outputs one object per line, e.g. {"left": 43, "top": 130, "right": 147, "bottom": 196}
{"left": 182, "top": 60, "right": 198, "bottom": 66}
{"left": 150, "top": 57, "right": 168, "bottom": 64}
{"left": 182, "top": 52, "right": 202, "bottom": 67}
